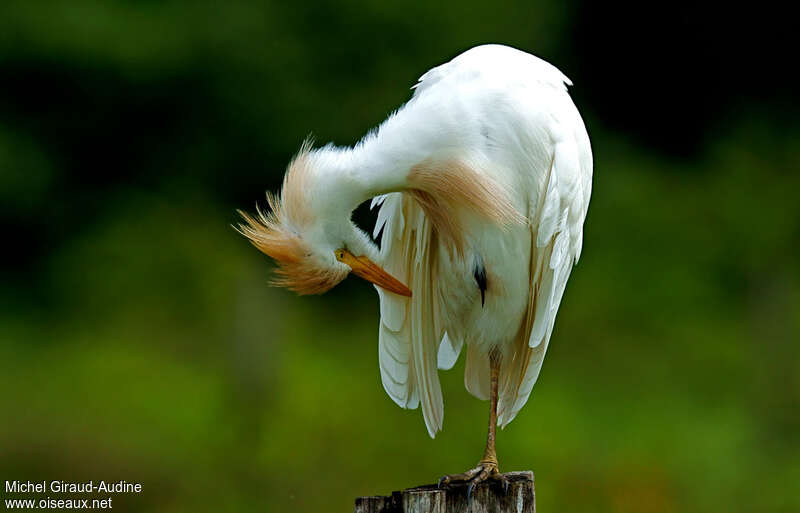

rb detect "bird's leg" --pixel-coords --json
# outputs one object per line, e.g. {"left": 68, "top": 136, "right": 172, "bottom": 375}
{"left": 480, "top": 347, "right": 501, "bottom": 469}
{"left": 439, "top": 348, "right": 509, "bottom": 497}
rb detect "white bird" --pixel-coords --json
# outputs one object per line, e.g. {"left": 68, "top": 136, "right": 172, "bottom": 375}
{"left": 237, "top": 44, "right": 592, "bottom": 492}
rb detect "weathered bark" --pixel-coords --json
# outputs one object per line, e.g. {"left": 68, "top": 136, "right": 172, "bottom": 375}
{"left": 354, "top": 471, "right": 534, "bottom": 513}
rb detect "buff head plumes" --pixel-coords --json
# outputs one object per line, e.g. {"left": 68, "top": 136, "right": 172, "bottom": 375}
{"left": 236, "top": 144, "right": 349, "bottom": 294}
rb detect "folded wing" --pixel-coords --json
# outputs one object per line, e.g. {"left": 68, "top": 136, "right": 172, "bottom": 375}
{"left": 497, "top": 118, "right": 592, "bottom": 427}
{"left": 373, "top": 193, "right": 446, "bottom": 438}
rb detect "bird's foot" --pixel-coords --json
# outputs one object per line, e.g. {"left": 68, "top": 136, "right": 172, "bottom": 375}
{"left": 437, "top": 460, "right": 509, "bottom": 499}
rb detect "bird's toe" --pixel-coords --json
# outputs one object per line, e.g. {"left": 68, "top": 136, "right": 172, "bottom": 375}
{"left": 438, "top": 462, "right": 508, "bottom": 500}
{"left": 490, "top": 471, "right": 510, "bottom": 495}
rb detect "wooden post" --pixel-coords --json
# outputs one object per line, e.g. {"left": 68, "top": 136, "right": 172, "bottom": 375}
{"left": 354, "top": 471, "right": 534, "bottom": 513}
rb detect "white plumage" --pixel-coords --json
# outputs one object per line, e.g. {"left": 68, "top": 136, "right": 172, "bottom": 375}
{"left": 238, "top": 44, "right": 592, "bottom": 482}
{"left": 369, "top": 45, "right": 592, "bottom": 437}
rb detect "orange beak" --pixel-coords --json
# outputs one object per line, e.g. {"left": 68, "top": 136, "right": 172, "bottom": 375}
{"left": 335, "top": 248, "right": 412, "bottom": 297}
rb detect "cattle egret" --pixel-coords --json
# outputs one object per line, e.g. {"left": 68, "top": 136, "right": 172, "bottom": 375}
{"left": 237, "top": 44, "right": 592, "bottom": 494}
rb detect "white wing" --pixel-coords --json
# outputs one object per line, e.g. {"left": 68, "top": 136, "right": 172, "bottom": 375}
{"left": 412, "top": 44, "right": 572, "bottom": 99}
{"left": 372, "top": 44, "right": 591, "bottom": 431}
{"left": 497, "top": 109, "right": 592, "bottom": 428}
{"left": 373, "top": 193, "right": 446, "bottom": 438}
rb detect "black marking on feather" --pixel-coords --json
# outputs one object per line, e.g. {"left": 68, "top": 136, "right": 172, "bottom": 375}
{"left": 473, "top": 255, "right": 487, "bottom": 307}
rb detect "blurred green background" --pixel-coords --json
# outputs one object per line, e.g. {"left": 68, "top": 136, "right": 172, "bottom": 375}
{"left": 1, "top": 1, "right": 798, "bottom": 512}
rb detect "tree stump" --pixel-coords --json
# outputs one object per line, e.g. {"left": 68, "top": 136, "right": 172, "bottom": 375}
{"left": 354, "top": 471, "right": 534, "bottom": 513}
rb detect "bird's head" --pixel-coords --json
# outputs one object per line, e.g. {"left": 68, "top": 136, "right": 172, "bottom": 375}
{"left": 236, "top": 144, "right": 412, "bottom": 297}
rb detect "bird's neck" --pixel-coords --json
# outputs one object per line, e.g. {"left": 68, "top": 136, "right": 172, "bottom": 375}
{"left": 308, "top": 142, "right": 413, "bottom": 215}
{"left": 307, "top": 93, "right": 454, "bottom": 214}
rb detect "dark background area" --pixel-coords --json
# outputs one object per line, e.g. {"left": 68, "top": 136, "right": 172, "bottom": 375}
{"left": 1, "top": 2, "right": 798, "bottom": 512}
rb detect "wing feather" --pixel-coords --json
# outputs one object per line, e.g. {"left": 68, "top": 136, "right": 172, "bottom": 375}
{"left": 497, "top": 127, "right": 590, "bottom": 427}
{"left": 437, "top": 332, "right": 462, "bottom": 370}
{"left": 464, "top": 344, "right": 490, "bottom": 401}
{"left": 375, "top": 192, "right": 445, "bottom": 437}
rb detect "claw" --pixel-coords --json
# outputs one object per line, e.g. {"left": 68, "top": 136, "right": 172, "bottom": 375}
{"left": 491, "top": 472, "right": 510, "bottom": 495}
{"left": 440, "top": 463, "right": 504, "bottom": 500}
